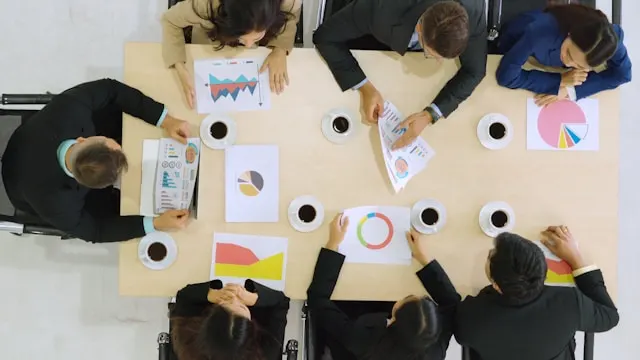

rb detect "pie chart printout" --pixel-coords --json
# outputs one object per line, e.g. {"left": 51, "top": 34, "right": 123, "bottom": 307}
{"left": 238, "top": 170, "right": 264, "bottom": 197}
{"left": 537, "top": 100, "right": 589, "bottom": 149}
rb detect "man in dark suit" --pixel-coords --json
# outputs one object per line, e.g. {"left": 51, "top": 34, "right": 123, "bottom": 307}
{"left": 2, "top": 79, "right": 192, "bottom": 243}
{"left": 455, "top": 227, "right": 619, "bottom": 360}
{"left": 313, "top": 0, "right": 487, "bottom": 148}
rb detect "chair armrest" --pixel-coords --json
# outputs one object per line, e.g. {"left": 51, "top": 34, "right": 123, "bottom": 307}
{"left": 462, "top": 346, "right": 472, "bottom": 360}
{"left": 487, "top": 0, "right": 502, "bottom": 40}
{"left": 612, "top": 0, "right": 621, "bottom": 24}
{"left": 303, "top": 301, "right": 316, "bottom": 360}
{"left": 583, "top": 332, "right": 594, "bottom": 360}
{"left": 158, "top": 332, "right": 171, "bottom": 360}
{"left": 1, "top": 94, "right": 54, "bottom": 105}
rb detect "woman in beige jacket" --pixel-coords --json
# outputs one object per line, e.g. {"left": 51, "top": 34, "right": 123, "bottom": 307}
{"left": 162, "top": 0, "right": 302, "bottom": 107}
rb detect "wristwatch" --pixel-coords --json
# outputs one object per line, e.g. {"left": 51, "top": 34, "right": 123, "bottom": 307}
{"left": 425, "top": 106, "right": 441, "bottom": 124}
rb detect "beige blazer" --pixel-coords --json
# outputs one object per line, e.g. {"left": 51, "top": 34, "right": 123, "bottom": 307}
{"left": 161, "top": 0, "right": 302, "bottom": 68}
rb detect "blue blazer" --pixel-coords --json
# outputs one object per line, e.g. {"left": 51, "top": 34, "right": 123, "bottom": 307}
{"left": 496, "top": 11, "right": 632, "bottom": 99}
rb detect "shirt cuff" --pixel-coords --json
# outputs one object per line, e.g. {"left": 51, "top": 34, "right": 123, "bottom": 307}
{"left": 572, "top": 264, "right": 599, "bottom": 277}
{"left": 430, "top": 103, "right": 443, "bottom": 117}
{"left": 566, "top": 86, "right": 577, "bottom": 101}
{"left": 156, "top": 107, "right": 168, "bottom": 127}
{"left": 143, "top": 216, "right": 156, "bottom": 235}
{"left": 351, "top": 78, "right": 369, "bottom": 91}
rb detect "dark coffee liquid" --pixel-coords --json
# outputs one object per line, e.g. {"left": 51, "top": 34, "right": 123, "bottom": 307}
{"left": 489, "top": 122, "right": 506, "bottom": 140}
{"left": 421, "top": 208, "right": 439, "bottom": 226}
{"left": 332, "top": 116, "right": 350, "bottom": 134}
{"left": 210, "top": 122, "right": 228, "bottom": 139}
{"left": 298, "top": 205, "right": 317, "bottom": 223}
{"left": 148, "top": 242, "right": 167, "bottom": 261}
{"left": 491, "top": 210, "right": 508, "bottom": 228}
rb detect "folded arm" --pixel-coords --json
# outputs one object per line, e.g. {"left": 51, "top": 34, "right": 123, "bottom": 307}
{"left": 496, "top": 26, "right": 562, "bottom": 95}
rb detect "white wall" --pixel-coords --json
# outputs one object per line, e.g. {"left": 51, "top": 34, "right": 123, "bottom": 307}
{"left": 0, "top": 0, "right": 636, "bottom": 359}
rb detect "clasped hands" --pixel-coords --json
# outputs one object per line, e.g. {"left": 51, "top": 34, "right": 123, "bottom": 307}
{"left": 208, "top": 283, "right": 259, "bottom": 306}
{"left": 359, "top": 81, "right": 432, "bottom": 150}
{"left": 534, "top": 69, "right": 588, "bottom": 106}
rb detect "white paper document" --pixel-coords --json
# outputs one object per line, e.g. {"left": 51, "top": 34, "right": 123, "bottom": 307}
{"left": 140, "top": 139, "right": 159, "bottom": 216}
{"left": 194, "top": 57, "right": 271, "bottom": 114}
{"left": 225, "top": 145, "right": 279, "bottom": 222}
{"left": 526, "top": 98, "right": 599, "bottom": 151}
{"left": 211, "top": 233, "right": 288, "bottom": 291}
{"left": 378, "top": 101, "right": 435, "bottom": 193}
{"left": 339, "top": 206, "right": 412, "bottom": 265}
{"left": 154, "top": 138, "right": 201, "bottom": 214}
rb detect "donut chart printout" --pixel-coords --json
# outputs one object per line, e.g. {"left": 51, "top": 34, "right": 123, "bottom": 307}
{"left": 154, "top": 138, "right": 201, "bottom": 214}
{"left": 225, "top": 145, "right": 279, "bottom": 222}
{"left": 339, "top": 206, "right": 412, "bottom": 265}
{"left": 526, "top": 98, "right": 599, "bottom": 151}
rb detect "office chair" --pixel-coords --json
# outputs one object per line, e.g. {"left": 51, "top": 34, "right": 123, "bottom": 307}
{"left": 0, "top": 94, "right": 72, "bottom": 239}
{"left": 315, "top": 0, "right": 390, "bottom": 51}
{"left": 167, "top": 0, "right": 304, "bottom": 47}
{"left": 157, "top": 301, "right": 301, "bottom": 360}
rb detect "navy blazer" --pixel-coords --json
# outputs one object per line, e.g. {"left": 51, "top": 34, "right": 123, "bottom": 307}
{"left": 496, "top": 11, "right": 631, "bottom": 99}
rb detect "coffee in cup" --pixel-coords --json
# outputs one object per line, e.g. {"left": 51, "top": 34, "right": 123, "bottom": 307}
{"left": 148, "top": 242, "right": 168, "bottom": 262}
{"left": 210, "top": 121, "right": 228, "bottom": 140}
{"left": 332, "top": 116, "right": 350, "bottom": 134}
{"left": 420, "top": 208, "right": 439, "bottom": 226}
{"left": 298, "top": 204, "right": 317, "bottom": 223}
{"left": 490, "top": 210, "right": 508, "bottom": 228}
{"left": 489, "top": 122, "right": 506, "bottom": 140}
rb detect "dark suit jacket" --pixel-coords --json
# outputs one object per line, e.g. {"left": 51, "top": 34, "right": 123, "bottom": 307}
{"left": 313, "top": 0, "right": 487, "bottom": 117}
{"left": 172, "top": 279, "right": 290, "bottom": 360}
{"left": 455, "top": 270, "right": 619, "bottom": 360}
{"left": 1, "top": 79, "right": 164, "bottom": 243}
{"left": 307, "top": 248, "right": 460, "bottom": 359}
{"left": 496, "top": 10, "right": 632, "bottom": 98}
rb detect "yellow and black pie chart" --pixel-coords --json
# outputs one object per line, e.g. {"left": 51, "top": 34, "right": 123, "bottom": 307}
{"left": 238, "top": 170, "right": 264, "bottom": 197}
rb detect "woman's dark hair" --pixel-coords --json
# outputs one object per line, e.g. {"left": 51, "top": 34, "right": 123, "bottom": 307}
{"left": 171, "top": 304, "right": 278, "bottom": 360}
{"left": 545, "top": 4, "right": 618, "bottom": 67}
{"left": 198, "top": 0, "right": 294, "bottom": 49}
{"left": 365, "top": 297, "right": 440, "bottom": 360}
{"left": 489, "top": 233, "right": 547, "bottom": 304}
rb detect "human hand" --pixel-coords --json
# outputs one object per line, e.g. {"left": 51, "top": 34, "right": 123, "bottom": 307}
{"left": 175, "top": 63, "right": 195, "bottom": 109}
{"left": 207, "top": 288, "right": 235, "bottom": 305}
{"left": 260, "top": 48, "right": 289, "bottom": 95}
{"left": 223, "top": 283, "right": 258, "bottom": 306}
{"left": 326, "top": 213, "right": 350, "bottom": 251}
{"left": 391, "top": 111, "right": 432, "bottom": 150}
{"left": 153, "top": 209, "right": 190, "bottom": 231}
{"left": 534, "top": 93, "right": 562, "bottom": 107}
{"left": 541, "top": 225, "right": 585, "bottom": 269}
{"left": 359, "top": 82, "right": 384, "bottom": 124}
{"left": 161, "top": 115, "right": 191, "bottom": 144}
{"left": 406, "top": 229, "right": 430, "bottom": 266}
{"left": 561, "top": 69, "right": 588, "bottom": 87}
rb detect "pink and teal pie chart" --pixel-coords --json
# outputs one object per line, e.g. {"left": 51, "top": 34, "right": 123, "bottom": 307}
{"left": 357, "top": 212, "right": 394, "bottom": 250}
{"left": 537, "top": 100, "right": 588, "bottom": 149}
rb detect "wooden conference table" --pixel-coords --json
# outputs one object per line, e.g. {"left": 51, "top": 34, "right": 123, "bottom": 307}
{"left": 119, "top": 42, "right": 619, "bottom": 300}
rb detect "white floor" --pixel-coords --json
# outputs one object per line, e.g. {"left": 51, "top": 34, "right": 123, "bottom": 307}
{"left": 0, "top": 0, "right": 637, "bottom": 359}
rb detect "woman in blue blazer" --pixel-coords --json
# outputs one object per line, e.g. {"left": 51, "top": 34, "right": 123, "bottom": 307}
{"left": 496, "top": 4, "right": 631, "bottom": 106}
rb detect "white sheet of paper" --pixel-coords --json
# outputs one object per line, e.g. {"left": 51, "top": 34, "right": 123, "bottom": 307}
{"left": 211, "top": 233, "right": 288, "bottom": 291}
{"left": 378, "top": 101, "right": 436, "bottom": 193}
{"left": 526, "top": 98, "right": 599, "bottom": 151}
{"left": 225, "top": 145, "right": 279, "bottom": 222}
{"left": 194, "top": 57, "right": 271, "bottom": 114}
{"left": 154, "top": 138, "right": 201, "bottom": 214}
{"left": 140, "top": 139, "right": 159, "bottom": 216}
{"left": 339, "top": 206, "right": 412, "bottom": 265}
